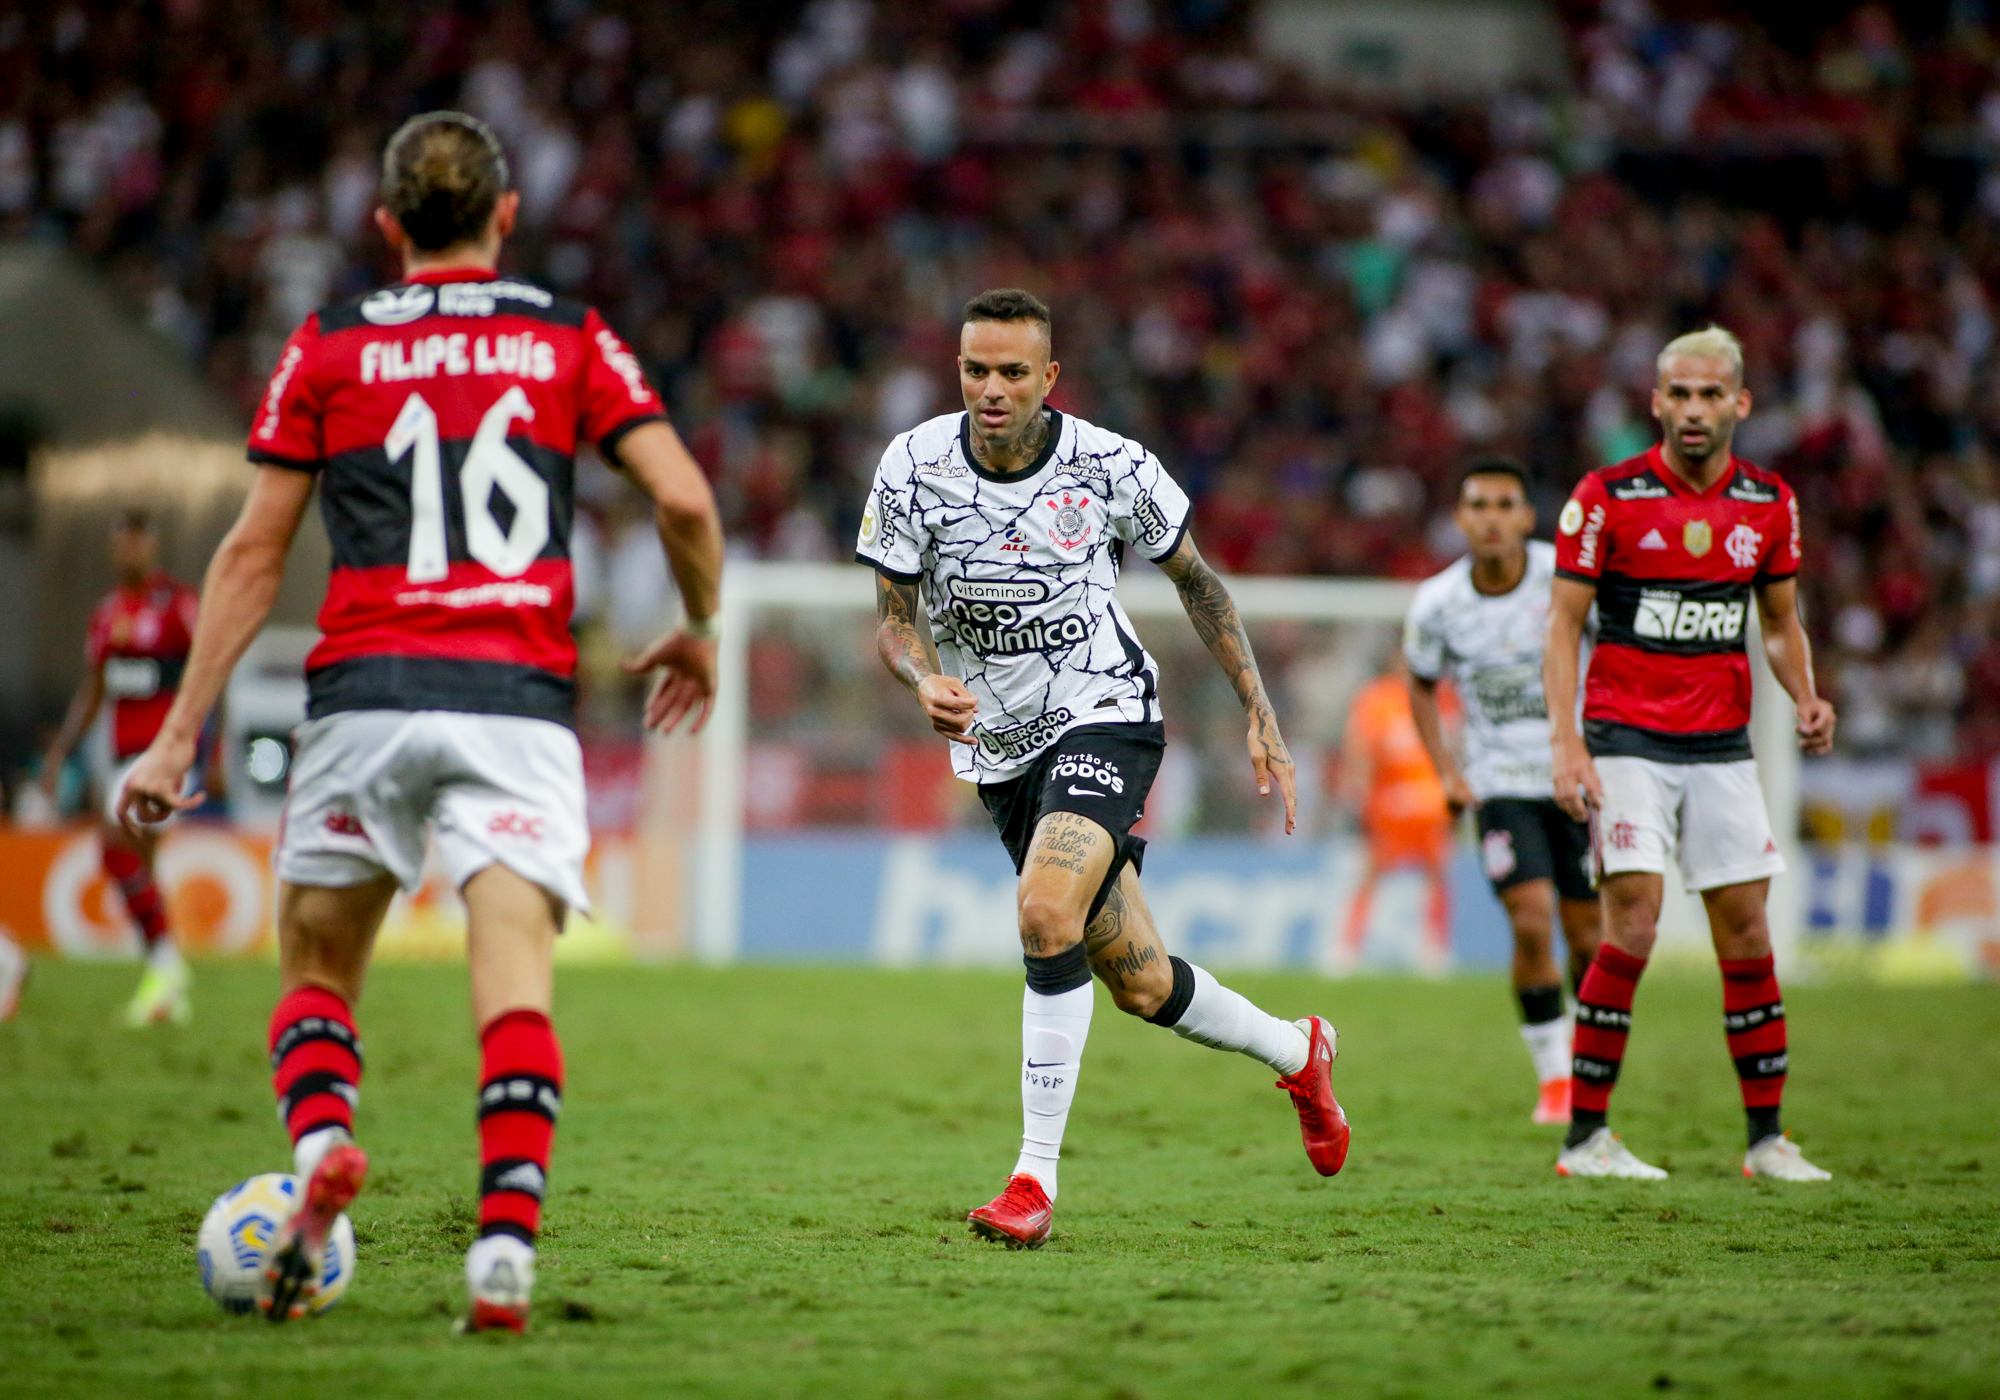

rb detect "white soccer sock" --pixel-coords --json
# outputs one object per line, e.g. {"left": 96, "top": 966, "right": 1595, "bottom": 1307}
{"left": 1520, "top": 1015, "right": 1572, "bottom": 1085}
{"left": 148, "top": 939, "right": 185, "bottom": 974}
{"left": 1168, "top": 963, "right": 1310, "bottom": 1077}
{"left": 1013, "top": 982, "right": 1093, "bottom": 1199}
{"left": 293, "top": 1125, "right": 351, "bottom": 1182}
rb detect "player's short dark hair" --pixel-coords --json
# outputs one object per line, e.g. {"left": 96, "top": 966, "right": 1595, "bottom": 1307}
{"left": 380, "top": 111, "right": 511, "bottom": 252}
{"left": 963, "top": 288, "right": 1052, "bottom": 337}
{"left": 1456, "top": 456, "right": 1531, "bottom": 500}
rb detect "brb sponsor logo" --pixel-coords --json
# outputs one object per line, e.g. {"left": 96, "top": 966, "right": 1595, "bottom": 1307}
{"left": 977, "top": 708, "right": 1075, "bottom": 763}
{"left": 940, "top": 577, "right": 1089, "bottom": 657}
{"left": 1633, "top": 589, "right": 1745, "bottom": 643}
{"left": 324, "top": 809, "right": 366, "bottom": 838}
{"left": 1051, "top": 752, "right": 1124, "bottom": 795}
{"left": 489, "top": 810, "right": 545, "bottom": 841}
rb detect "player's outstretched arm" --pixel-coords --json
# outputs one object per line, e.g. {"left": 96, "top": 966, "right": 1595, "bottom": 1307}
{"left": 118, "top": 466, "right": 314, "bottom": 832}
{"left": 1544, "top": 576, "right": 1600, "bottom": 820}
{"left": 1754, "top": 576, "right": 1835, "bottom": 755}
{"left": 874, "top": 572, "right": 977, "bottom": 745}
{"left": 616, "top": 421, "right": 724, "bottom": 735}
{"left": 1156, "top": 532, "right": 1297, "bottom": 834}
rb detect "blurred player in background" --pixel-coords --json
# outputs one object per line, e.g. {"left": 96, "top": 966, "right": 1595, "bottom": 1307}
{"left": 1547, "top": 327, "right": 1835, "bottom": 1182}
{"left": 863, "top": 289, "right": 1346, "bottom": 1251}
{"left": 39, "top": 511, "right": 219, "bottom": 1027}
{"left": 1337, "top": 650, "right": 1454, "bottom": 974}
{"left": 118, "top": 112, "right": 724, "bottom": 1329}
{"left": 1405, "top": 460, "right": 1600, "bottom": 1126}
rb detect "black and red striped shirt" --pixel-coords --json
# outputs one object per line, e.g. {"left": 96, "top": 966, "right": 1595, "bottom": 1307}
{"left": 247, "top": 269, "right": 666, "bottom": 726}
{"left": 1554, "top": 445, "right": 1800, "bottom": 762}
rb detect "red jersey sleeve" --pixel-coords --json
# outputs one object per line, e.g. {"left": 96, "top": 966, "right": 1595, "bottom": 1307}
{"left": 1553, "top": 473, "right": 1613, "bottom": 581}
{"left": 1760, "top": 480, "right": 1801, "bottom": 581}
{"left": 577, "top": 308, "right": 667, "bottom": 462}
{"left": 247, "top": 315, "right": 327, "bottom": 470}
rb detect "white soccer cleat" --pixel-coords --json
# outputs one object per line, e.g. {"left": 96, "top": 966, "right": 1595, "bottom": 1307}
{"left": 1744, "top": 1133, "right": 1831, "bottom": 1182}
{"left": 461, "top": 1233, "right": 536, "bottom": 1334}
{"left": 123, "top": 953, "right": 191, "bottom": 1028}
{"left": 1555, "top": 1126, "right": 1669, "bottom": 1179}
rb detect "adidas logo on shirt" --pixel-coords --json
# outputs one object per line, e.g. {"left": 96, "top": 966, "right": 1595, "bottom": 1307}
{"left": 1638, "top": 528, "right": 1668, "bottom": 550}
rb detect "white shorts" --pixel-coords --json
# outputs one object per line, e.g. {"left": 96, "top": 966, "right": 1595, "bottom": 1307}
{"left": 274, "top": 710, "right": 590, "bottom": 913}
{"left": 1594, "top": 755, "right": 1785, "bottom": 892}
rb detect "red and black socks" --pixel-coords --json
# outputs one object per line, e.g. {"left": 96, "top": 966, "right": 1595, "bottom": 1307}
{"left": 1568, "top": 943, "right": 1646, "bottom": 1147}
{"left": 1720, "top": 955, "right": 1787, "bottom": 1146}
{"left": 269, "top": 985, "right": 363, "bottom": 1171}
{"left": 477, "top": 1009, "right": 564, "bottom": 1246}
{"left": 103, "top": 841, "right": 169, "bottom": 951}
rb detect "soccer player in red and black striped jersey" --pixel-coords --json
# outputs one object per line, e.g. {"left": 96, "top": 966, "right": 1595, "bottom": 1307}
{"left": 118, "top": 113, "right": 724, "bottom": 1330}
{"left": 39, "top": 511, "right": 216, "bottom": 1026}
{"left": 1544, "top": 326, "right": 1836, "bottom": 1183}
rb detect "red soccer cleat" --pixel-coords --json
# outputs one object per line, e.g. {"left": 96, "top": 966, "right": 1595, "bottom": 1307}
{"left": 261, "top": 1142, "right": 368, "bottom": 1322}
{"left": 1276, "top": 1016, "right": 1349, "bottom": 1176}
{"left": 465, "top": 1299, "right": 530, "bottom": 1335}
{"left": 1533, "top": 1077, "right": 1573, "bottom": 1125}
{"left": 967, "top": 1174, "right": 1053, "bottom": 1249}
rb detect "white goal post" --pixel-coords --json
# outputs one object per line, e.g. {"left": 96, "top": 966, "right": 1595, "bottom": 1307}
{"left": 685, "top": 561, "right": 1804, "bottom": 966}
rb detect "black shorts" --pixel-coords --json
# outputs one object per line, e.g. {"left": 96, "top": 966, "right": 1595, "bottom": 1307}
{"left": 1476, "top": 797, "right": 1595, "bottom": 901}
{"left": 979, "top": 721, "right": 1165, "bottom": 924}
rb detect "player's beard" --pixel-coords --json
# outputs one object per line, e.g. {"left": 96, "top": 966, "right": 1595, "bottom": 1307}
{"left": 971, "top": 404, "right": 1048, "bottom": 468}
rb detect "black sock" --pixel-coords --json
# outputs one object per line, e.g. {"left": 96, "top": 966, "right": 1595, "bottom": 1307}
{"left": 1565, "top": 1108, "right": 1606, "bottom": 1149}
{"left": 1746, "top": 1106, "right": 1781, "bottom": 1148}
{"left": 1517, "top": 983, "right": 1564, "bottom": 1024}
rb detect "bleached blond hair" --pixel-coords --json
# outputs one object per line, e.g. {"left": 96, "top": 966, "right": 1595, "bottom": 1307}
{"left": 1657, "top": 325, "right": 1745, "bottom": 386}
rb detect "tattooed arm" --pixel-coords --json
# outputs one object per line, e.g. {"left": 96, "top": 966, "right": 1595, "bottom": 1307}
{"left": 1155, "top": 533, "right": 1299, "bottom": 834}
{"left": 875, "top": 571, "right": 979, "bottom": 745}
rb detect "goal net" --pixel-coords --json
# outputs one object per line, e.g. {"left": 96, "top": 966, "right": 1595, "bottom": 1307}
{"left": 655, "top": 561, "right": 1805, "bottom": 973}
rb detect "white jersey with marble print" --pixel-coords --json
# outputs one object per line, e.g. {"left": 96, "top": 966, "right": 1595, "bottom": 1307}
{"left": 856, "top": 409, "right": 1192, "bottom": 782}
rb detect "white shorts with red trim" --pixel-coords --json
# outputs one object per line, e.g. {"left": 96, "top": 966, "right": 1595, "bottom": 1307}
{"left": 1593, "top": 755, "right": 1785, "bottom": 892}
{"left": 274, "top": 710, "right": 590, "bottom": 913}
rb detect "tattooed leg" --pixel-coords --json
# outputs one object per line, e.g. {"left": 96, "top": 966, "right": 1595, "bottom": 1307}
{"left": 1084, "top": 869, "right": 1174, "bottom": 1019}
{"left": 1016, "top": 811, "right": 1116, "bottom": 957}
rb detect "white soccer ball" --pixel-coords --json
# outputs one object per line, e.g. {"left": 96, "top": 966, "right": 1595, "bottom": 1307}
{"left": 197, "top": 1172, "right": 356, "bottom": 1316}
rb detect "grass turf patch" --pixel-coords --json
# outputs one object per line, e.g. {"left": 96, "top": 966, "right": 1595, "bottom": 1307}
{"left": 1, "top": 961, "right": 1995, "bottom": 1399}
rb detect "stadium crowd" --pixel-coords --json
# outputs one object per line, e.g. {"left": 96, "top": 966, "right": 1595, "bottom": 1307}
{"left": 6, "top": 0, "right": 2000, "bottom": 760}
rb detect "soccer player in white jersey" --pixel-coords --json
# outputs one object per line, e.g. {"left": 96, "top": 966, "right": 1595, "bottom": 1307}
{"left": 860, "top": 289, "right": 1348, "bottom": 1248}
{"left": 1405, "top": 460, "right": 1601, "bottom": 1126}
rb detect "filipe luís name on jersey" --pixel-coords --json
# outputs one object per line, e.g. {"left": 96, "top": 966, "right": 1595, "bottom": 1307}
{"left": 1404, "top": 540, "right": 1578, "bottom": 801}
{"left": 856, "top": 409, "right": 1192, "bottom": 781}
{"left": 1554, "top": 444, "right": 1800, "bottom": 762}
{"left": 247, "top": 269, "right": 666, "bottom": 727}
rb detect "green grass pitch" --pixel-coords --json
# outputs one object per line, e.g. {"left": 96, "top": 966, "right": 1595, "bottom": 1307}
{"left": 1, "top": 961, "right": 1995, "bottom": 1400}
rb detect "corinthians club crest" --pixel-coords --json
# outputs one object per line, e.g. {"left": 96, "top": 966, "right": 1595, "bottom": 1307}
{"left": 1043, "top": 491, "right": 1094, "bottom": 552}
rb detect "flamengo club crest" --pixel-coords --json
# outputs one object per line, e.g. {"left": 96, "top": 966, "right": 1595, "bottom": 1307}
{"left": 1044, "top": 492, "right": 1093, "bottom": 551}
{"left": 1683, "top": 519, "right": 1712, "bottom": 557}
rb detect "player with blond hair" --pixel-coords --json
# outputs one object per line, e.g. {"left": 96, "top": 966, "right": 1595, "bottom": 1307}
{"left": 1546, "top": 326, "right": 1835, "bottom": 1181}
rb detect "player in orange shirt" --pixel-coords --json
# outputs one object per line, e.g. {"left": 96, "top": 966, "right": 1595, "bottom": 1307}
{"left": 1338, "top": 651, "right": 1456, "bottom": 972}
